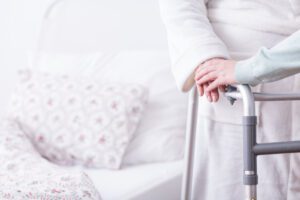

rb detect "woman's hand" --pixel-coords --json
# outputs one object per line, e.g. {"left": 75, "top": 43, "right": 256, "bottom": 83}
{"left": 196, "top": 82, "right": 220, "bottom": 102}
{"left": 195, "top": 58, "right": 237, "bottom": 102}
{"left": 195, "top": 58, "right": 224, "bottom": 102}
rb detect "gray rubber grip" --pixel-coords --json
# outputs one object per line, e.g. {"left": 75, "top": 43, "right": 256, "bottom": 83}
{"left": 243, "top": 116, "right": 258, "bottom": 186}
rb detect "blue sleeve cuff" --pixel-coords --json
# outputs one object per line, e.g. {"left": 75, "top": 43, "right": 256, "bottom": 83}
{"left": 235, "top": 57, "right": 261, "bottom": 86}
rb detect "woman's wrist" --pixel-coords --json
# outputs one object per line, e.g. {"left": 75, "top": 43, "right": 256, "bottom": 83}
{"left": 235, "top": 58, "right": 260, "bottom": 86}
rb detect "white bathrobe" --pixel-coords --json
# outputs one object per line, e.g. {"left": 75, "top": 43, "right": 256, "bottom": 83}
{"left": 159, "top": 0, "right": 300, "bottom": 199}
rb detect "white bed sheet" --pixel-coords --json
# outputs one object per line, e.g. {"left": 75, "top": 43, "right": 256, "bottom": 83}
{"left": 82, "top": 160, "right": 183, "bottom": 200}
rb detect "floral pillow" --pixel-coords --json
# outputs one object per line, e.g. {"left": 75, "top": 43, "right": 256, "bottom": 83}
{"left": 8, "top": 69, "right": 148, "bottom": 169}
{"left": 0, "top": 120, "right": 101, "bottom": 200}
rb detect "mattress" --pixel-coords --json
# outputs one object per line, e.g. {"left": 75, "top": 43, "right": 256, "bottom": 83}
{"left": 82, "top": 160, "right": 183, "bottom": 200}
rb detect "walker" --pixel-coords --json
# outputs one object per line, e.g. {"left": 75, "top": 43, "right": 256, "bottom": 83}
{"left": 182, "top": 84, "right": 300, "bottom": 200}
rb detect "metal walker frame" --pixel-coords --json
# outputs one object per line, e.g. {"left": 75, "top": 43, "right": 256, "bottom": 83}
{"left": 182, "top": 84, "right": 300, "bottom": 200}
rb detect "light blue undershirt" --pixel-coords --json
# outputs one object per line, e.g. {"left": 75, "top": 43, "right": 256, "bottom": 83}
{"left": 235, "top": 30, "right": 300, "bottom": 86}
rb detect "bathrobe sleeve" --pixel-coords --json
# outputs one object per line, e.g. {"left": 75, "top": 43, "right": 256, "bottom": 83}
{"left": 235, "top": 30, "right": 300, "bottom": 85}
{"left": 159, "top": 0, "right": 230, "bottom": 92}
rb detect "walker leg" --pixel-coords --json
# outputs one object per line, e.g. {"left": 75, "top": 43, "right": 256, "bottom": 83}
{"left": 243, "top": 116, "right": 258, "bottom": 200}
{"left": 245, "top": 185, "right": 257, "bottom": 200}
{"left": 243, "top": 115, "right": 258, "bottom": 200}
{"left": 181, "top": 87, "right": 199, "bottom": 200}
{"left": 236, "top": 85, "right": 258, "bottom": 200}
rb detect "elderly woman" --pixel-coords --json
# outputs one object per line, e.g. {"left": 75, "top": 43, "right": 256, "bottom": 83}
{"left": 159, "top": 0, "right": 300, "bottom": 199}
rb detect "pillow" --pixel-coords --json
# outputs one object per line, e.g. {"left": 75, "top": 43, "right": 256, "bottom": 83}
{"left": 8, "top": 69, "right": 148, "bottom": 169}
{"left": 27, "top": 51, "right": 188, "bottom": 165}
{"left": 90, "top": 51, "right": 189, "bottom": 165}
{"left": 0, "top": 120, "right": 101, "bottom": 200}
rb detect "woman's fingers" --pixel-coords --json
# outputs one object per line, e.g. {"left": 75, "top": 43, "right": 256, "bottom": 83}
{"left": 218, "top": 85, "right": 227, "bottom": 92}
{"left": 206, "top": 79, "right": 224, "bottom": 92}
{"left": 195, "top": 64, "right": 215, "bottom": 81}
{"left": 196, "top": 82, "right": 220, "bottom": 102}
{"left": 200, "top": 84, "right": 204, "bottom": 96}
{"left": 194, "top": 59, "right": 237, "bottom": 102}
{"left": 196, "top": 71, "right": 218, "bottom": 85}
{"left": 203, "top": 83, "right": 212, "bottom": 102}
{"left": 210, "top": 88, "right": 219, "bottom": 102}
{"left": 196, "top": 83, "right": 204, "bottom": 96}
{"left": 196, "top": 84, "right": 200, "bottom": 95}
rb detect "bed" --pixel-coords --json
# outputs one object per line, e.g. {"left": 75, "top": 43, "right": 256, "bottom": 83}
{"left": 78, "top": 161, "right": 183, "bottom": 200}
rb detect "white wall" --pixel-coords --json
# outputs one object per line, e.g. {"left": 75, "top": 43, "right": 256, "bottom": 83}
{"left": 0, "top": 0, "right": 55, "bottom": 117}
{"left": 0, "top": 0, "right": 18, "bottom": 118}
{"left": 0, "top": 0, "right": 168, "bottom": 118}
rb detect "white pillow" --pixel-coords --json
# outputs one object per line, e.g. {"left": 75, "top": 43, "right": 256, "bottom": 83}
{"left": 27, "top": 51, "right": 188, "bottom": 165}
{"left": 8, "top": 69, "right": 148, "bottom": 169}
{"left": 91, "top": 51, "right": 188, "bottom": 165}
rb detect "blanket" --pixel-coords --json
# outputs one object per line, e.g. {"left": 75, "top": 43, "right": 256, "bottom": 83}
{"left": 0, "top": 120, "right": 102, "bottom": 200}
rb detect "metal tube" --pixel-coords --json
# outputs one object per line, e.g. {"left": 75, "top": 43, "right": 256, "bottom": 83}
{"left": 237, "top": 85, "right": 258, "bottom": 200}
{"left": 181, "top": 87, "right": 199, "bottom": 200}
{"left": 243, "top": 116, "right": 258, "bottom": 200}
{"left": 44, "top": 0, "right": 66, "bottom": 19}
{"left": 32, "top": 0, "right": 66, "bottom": 68}
{"left": 245, "top": 185, "right": 257, "bottom": 200}
{"left": 253, "top": 92, "right": 300, "bottom": 101}
{"left": 224, "top": 91, "right": 242, "bottom": 100}
{"left": 243, "top": 116, "right": 257, "bottom": 176}
{"left": 225, "top": 91, "right": 300, "bottom": 102}
{"left": 237, "top": 85, "right": 256, "bottom": 116}
{"left": 254, "top": 141, "right": 300, "bottom": 155}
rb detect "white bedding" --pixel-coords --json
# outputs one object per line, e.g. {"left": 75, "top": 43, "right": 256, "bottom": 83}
{"left": 82, "top": 161, "right": 183, "bottom": 200}
{"left": 0, "top": 119, "right": 182, "bottom": 200}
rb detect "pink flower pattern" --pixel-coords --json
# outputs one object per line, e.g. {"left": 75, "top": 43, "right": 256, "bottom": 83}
{"left": 0, "top": 120, "right": 102, "bottom": 200}
{"left": 8, "top": 69, "right": 148, "bottom": 169}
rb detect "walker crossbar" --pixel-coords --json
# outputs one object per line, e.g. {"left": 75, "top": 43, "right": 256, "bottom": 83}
{"left": 254, "top": 141, "right": 300, "bottom": 155}
{"left": 181, "top": 84, "right": 300, "bottom": 200}
{"left": 225, "top": 90, "right": 300, "bottom": 102}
